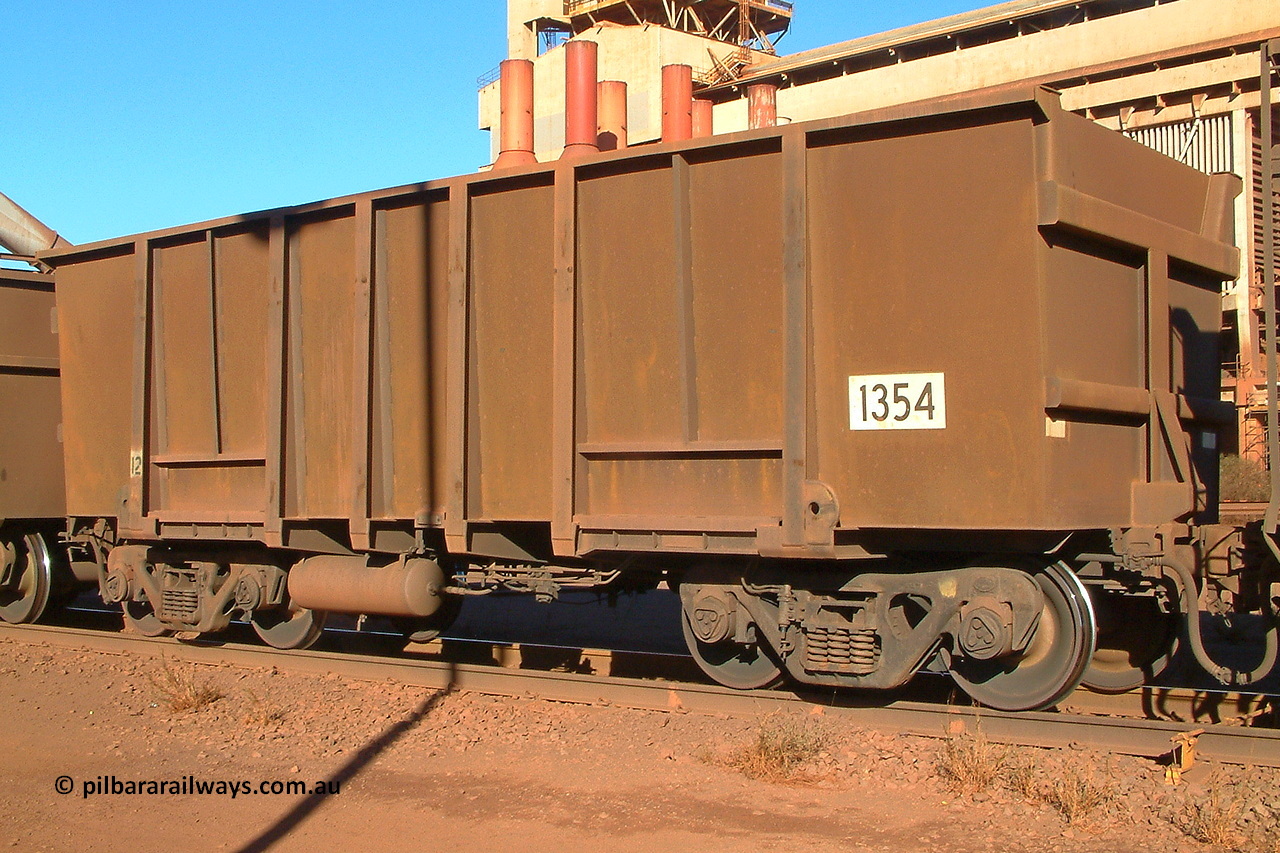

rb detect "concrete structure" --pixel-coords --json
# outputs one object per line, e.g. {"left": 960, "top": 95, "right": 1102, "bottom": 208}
{"left": 480, "top": 0, "right": 1280, "bottom": 461}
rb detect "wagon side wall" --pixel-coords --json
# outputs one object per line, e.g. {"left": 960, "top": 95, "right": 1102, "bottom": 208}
{"left": 45, "top": 89, "right": 1238, "bottom": 560}
{"left": 50, "top": 187, "right": 459, "bottom": 552}
{"left": 807, "top": 110, "right": 1047, "bottom": 532}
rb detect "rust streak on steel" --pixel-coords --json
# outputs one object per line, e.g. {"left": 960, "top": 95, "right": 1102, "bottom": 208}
{"left": 562, "top": 40, "right": 600, "bottom": 160}
{"left": 747, "top": 82, "right": 778, "bottom": 129}
{"left": 1, "top": 622, "right": 1275, "bottom": 767}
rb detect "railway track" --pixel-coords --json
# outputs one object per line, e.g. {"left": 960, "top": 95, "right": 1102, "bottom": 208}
{"left": 1217, "top": 501, "right": 1269, "bottom": 523}
{"left": 46, "top": 599, "right": 1280, "bottom": 726}
{"left": 2, "top": 620, "right": 1276, "bottom": 769}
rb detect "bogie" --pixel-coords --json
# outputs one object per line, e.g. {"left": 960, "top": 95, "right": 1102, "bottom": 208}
{"left": 676, "top": 561, "right": 1098, "bottom": 711}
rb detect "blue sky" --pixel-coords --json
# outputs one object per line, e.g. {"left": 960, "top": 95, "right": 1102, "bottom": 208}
{"left": 7, "top": 1, "right": 982, "bottom": 245}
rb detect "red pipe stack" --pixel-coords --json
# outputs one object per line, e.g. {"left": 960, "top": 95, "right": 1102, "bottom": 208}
{"left": 692, "top": 99, "right": 714, "bottom": 138}
{"left": 597, "top": 80, "right": 628, "bottom": 151}
{"left": 661, "top": 64, "right": 694, "bottom": 143}
{"left": 494, "top": 59, "right": 537, "bottom": 169}
{"left": 562, "top": 40, "right": 600, "bottom": 160}
{"left": 748, "top": 82, "right": 778, "bottom": 130}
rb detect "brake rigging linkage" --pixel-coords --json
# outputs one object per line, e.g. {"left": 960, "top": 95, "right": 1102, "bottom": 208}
{"left": 1078, "top": 550, "right": 1278, "bottom": 687}
{"left": 1164, "top": 555, "right": 1277, "bottom": 686}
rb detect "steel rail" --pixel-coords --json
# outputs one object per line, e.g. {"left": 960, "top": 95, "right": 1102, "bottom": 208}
{"left": 1, "top": 622, "right": 1276, "bottom": 768}
{"left": 1061, "top": 684, "right": 1274, "bottom": 728}
{"left": 1217, "top": 501, "right": 1269, "bottom": 522}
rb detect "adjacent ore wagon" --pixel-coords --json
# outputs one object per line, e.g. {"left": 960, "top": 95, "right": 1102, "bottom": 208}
{"left": 0, "top": 266, "right": 68, "bottom": 623}
{"left": 39, "top": 87, "right": 1277, "bottom": 710}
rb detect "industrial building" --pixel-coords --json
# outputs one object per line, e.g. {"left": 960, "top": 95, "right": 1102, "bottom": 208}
{"left": 480, "top": 0, "right": 1280, "bottom": 462}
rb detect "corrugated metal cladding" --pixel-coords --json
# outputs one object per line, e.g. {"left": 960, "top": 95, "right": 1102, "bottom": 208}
{"left": 1124, "top": 114, "right": 1234, "bottom": 175}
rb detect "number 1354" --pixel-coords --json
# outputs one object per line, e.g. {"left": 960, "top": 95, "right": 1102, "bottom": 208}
{"left": 848, "top": 373, "right": 947, "bottom": 431}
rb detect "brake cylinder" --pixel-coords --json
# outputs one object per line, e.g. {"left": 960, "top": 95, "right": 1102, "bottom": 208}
{"left": 286, "top": 555, "right": 445, "bottom": 617}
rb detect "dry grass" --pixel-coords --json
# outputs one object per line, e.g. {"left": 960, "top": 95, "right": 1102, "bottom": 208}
{"left": 147, "top": 658, "right": 224, "bottom": 714}
{"left": 240, "top": 689, "right": 285, "bottom": 727}
{"left": 722, "top": 714, "right": 829, "bottom": 782}
{"left": 1002, "top": 752, "right": 1043, "bottom": 802}
{"left": 937, "top": 728, "right": 1009, "bottom": 795}
{"left": 935, "top": 733, "right": 1115, "bottom": 826}
{"left": 1176, "top": 773, "right": 1245, "bottom": 849}
{"left": 1041, "top": 761, "right": 1117, "bottom": 826}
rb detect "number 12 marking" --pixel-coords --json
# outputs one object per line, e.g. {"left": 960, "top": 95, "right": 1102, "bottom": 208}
{"left": 848, "top": 373, "right": 946, "bottom": 431}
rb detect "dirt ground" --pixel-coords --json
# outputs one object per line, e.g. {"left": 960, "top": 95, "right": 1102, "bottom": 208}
{"left": 1, "top": 635, "right": 1277, "bottom": 853}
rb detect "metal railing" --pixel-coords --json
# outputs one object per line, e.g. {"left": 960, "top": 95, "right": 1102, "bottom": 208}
{"left": 477, "top": 64, "right": 502, "bottom": 89}
{"left": 565, "top": 0, "right": 793, "bottom": 17}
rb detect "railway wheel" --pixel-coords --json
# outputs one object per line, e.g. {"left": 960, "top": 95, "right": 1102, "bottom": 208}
{"left": 251, "top": 606, "right": 326, "bottom": 650}
{"left": 681, "top": 613, "right": 785, "bottom": 689}
{"left": 679, "top": 571, "right": 784, "bottom": 690}
{"left": 1081, "top": 589, "right": 1178, "bottom": 694}
{"left": 0, "top": 532, "right": 52, "bottom": 624}
{"left": 949, "top": 562, "right": 1096, "bottom": 712}
{"left": 122, "top": 598, "right": 171, "bottom": 637}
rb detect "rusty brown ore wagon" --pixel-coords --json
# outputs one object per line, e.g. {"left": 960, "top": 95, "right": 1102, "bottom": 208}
{"left": 0, "top": 266, "right": 75, "bottom": 623}
{"left": 38, "top": 88, "right": 1278, "bottom": 710}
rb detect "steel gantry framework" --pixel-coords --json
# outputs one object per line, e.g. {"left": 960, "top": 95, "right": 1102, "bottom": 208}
{"left": 565, "top": 0, "right": 792, "bottom": 53}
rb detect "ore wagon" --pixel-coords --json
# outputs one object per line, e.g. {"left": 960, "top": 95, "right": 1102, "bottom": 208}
{"left": 41, "top": 87, "right": 1257, "bottom": 710}
{"left": 0, "top": 266, "right": 70, "bottom": 623}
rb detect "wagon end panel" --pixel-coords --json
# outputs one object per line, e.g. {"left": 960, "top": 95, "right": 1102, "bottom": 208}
{"left": 807, "top": 109, "right": 1047, "bottom": 531}
{"left": 574, "top": 144, "right": 786, "bottom": 533}
{"left": 1037, "top": 108, "right": 1238, "bottom": 527}
{"left": 1038, "top": 227, "right": 1146, "bottom": 527}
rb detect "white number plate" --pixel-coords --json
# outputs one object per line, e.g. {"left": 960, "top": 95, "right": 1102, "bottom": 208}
{"left": 848, "top": 373, "right": 946, "bottom": 431}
